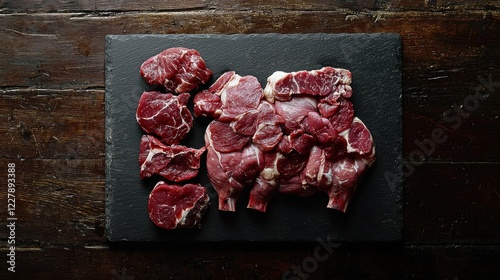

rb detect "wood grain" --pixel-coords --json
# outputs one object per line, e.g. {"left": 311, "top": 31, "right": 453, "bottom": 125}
{"left": 404, "top": 162, "right": 500, "bottom": 244}
{"left": 1, "top": 0, "right": 499, "bottom": 12}
{"left": 0, "top": 12, "right": 498, "bottom": 89}
{"left": 0, "top": 89, "right": 104, "bottom": 160}
{"left": 0, "top": 159, "right": 106, "bottom": 245}
{"left": 1, "top": 0, "right": 500, "bottom": 278}
{"left": 1, "top": 242, "right": 499, "bottom": 279}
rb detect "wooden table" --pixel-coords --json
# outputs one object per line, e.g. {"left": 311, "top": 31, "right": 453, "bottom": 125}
{"left": 1, "top": 1, "right": 499, "bottom": 279}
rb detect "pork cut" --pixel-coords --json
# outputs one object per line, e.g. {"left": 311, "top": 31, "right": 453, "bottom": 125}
{"left": 148, "top": 182, "right": 209, "bottom": 229}
{"left": 139, "top": 135, "right": 205, "bottom": 182}
{"left": 140, "top": 47, "right": 212, "bottom": 93}
{"left": 136, "top": 91, "right": 193, "bottom": 145}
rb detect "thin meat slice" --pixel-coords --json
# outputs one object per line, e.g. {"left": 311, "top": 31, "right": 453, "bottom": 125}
{"left": 251, "top": 101, "right": 285, "bottom": 151}
{"left": 140, "top": 47, "right": 212, "bottom": 93}
{"left": 139, "top": 135, "right": 205, "bottom": 182}
{"left": 264, "top": 67, "right": 352, "bottom": 102}
{"left": 288, "top": 130, "right": 316, "bottom": 155}
{"left": 231, "top": 109, "right": 260, "bottom": 136}
{"left": 148, "top": 182, "right": 209, "bottom": 229}
{"left": 136, "top": 91, "right": 193, "bottom": 145}
{"left": 253, "top": 123, "right": 283, "bottom": 152}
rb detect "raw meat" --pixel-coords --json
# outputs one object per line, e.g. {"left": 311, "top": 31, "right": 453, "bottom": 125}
{"left": 327, "top": 97, "right": 354, "bottom": 132}
{"left": 196, "top": 67, "right": 375, "bottom": 213}
{"left": 139, "top": 135, "right": 205, "bottom": 182}
{"left": 247, "top": 152, "right": 280, "bottom": 212}
{"left": 264, "top": 66, "right": 352, "bottom": 102}
{"left": 205, "top": 126, "right": 264, "bottom": 210}
{"left": 148, "top": 182, "right": 209, "bottom": 229}
{"left": 275, "top": 96, "right": 317, "bottom": 133}
{"left": 140, "top": 47, "right": 212, "bottom": 93}
{"left": 194, "top": 71, "right": 264, "bottom": 122}
{"left": 136, "top": 91, "right": 193, "bottom": 145}
{"left": 206, "top": 120, "right": 251, "bottom": 153}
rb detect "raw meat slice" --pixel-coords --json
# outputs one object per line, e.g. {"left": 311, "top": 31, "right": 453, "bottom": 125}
{"left": 250, "top": 101, "right": 285, "bottom": 151}
{"left": 301, "top": 111, "right": 337, "bottom": 145}
{"left": 139, "top": 135, "right": 205, "bottom": 182}
{"left": 343, "top": 117, "right": 374, "bottom": 155}
{"left": 252, "top": 123, "right": 283, "bottom": 152}
{"left": 275, "top": 96, "right": 317, "bottom": 133}
{"left": 328, "top": 97, "right": 354, "bottom": 132}
{"left": 231, "top": 109, "right": 260, "bottom": 136}
{"left": 218, "top": 74, "right": 263, "bottom": 122}
{"left": 288, "top": 130, "right": 316, "bottom": 155}
{"left": 148, "top": 182, "right": 209, "bottom": 229}
{"left": 193, "top": 71, "right": 263, "bottom": 122}
{"left": 140, "top": 47, "right": 212, "bottom": 93}
{"left": 206, "top": 120, "right": 250, "bottom": 153}
{"left": 217, "top": 144, "right": 265, "bottom": 187}
{"left": 193, "top": 89, "right": 222, "bottom": 119}
{"left": 193, "top": 71, "right": 236, "bottom": 118}
{"left": 264, "top": 66, "right": 352, "bottom": 102}
{"left": 136, "top": 91, "right": 193, "bottom": 145}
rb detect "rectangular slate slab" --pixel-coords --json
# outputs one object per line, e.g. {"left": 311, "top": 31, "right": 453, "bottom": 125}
{"left": 105, "top": 34, "right": 402, "bottom": 242}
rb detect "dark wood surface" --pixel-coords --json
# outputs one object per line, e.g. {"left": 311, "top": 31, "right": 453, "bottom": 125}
{"left": 0, "top": 1, "right": 499, "bottom": 279}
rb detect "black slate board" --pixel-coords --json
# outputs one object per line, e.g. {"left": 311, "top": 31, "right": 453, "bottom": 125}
{"left": 105, "top": 34, "right": 402, "bottom": 242}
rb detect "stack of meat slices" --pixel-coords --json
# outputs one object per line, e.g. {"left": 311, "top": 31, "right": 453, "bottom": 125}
{"left": 136, "top": 47, "right": 212, "bottom": 229}
{"left": 195, "top": 67, "right": 376, "bottom": 213}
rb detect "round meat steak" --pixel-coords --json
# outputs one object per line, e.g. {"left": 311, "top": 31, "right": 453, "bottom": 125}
{"left": 148, "top": 182, "right": 209, "bottom": 229}
{"left": 136, "top": 91, "right": 193, "bottom": 145}
{"left": 140, "top": 47, "right": 212, "bottom": 93}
